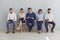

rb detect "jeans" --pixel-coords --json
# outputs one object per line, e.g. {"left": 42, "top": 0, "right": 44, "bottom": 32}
{"left": 37, "top": 21, "right": 43, "bottom": 30}
{"left": 26, "top": 20, "right": 35, "bottom": 32}
{"left": 6, "top": 21, "right": 16, "bottom": 30}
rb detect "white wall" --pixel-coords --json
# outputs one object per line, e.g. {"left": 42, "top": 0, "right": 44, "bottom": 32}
{"left": 0, "top": 0, "right": 60, "bottom": 31}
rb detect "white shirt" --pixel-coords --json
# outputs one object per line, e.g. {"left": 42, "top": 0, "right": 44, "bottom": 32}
{"left": 18, "top": 13, "right": 26, "bottom": 20}
{"left": 37, "top": 13, "right": 44, "bottom": 21}
{"left": 7, "top": 12, "right": 17, "bottom": 21}
{"left": 45, "top": 13, "right": 54, "bottom": 22}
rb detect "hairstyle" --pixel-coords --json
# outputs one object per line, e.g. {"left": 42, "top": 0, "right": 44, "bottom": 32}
{"left": 20, "top": 8, "right": 23, "bottom": 10}
{"left": 38, "top": 9, "right": 42, "bottom": 13}
{"left": 28, "top": 7, "right": 32, "bottom": 11}
{"left": 20, "top": 8, "right": 24, "bottom": 13}
{"left": 9, "top": 8, "right": 13, "bottom": 10}
{"left": 48, "top": 8, "right": 51, "bottom": 10}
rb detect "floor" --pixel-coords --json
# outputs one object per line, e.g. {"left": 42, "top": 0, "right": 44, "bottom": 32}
{"left": 0, "top": 30, "right": 60, "bottom": 40}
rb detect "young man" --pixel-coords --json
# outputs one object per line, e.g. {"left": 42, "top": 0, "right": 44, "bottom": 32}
{"left": 26, "top": 7, "right": 36, "bottom": 32}
{"left": 45, "top": 8, "right": 55, "bottom": 33}
{"left": 36, "top": 9, "right": 44, "bottom": 33}
{"left": 6, "top": 8, "right": 17, "bottom": 33}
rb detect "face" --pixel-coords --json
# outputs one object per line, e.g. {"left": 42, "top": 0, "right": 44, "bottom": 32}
{"left": 9, "top": 10, "right": 13, "bottom": 13}
{"left": 20, "top": 10, "right": 24, "bottom": 13}
{"left": 48, "top": 10, "right": 51, "bottom": 14}
{"left": 28, "top": 9, "right": 32, "bottom": 13}
{"left": 39, "top": 11, "right": 42, "bottom": 14}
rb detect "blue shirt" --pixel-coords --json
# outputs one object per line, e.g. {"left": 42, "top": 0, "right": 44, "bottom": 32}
{"left": 37, "top": 13, "right": 44, "bottom": 21}
{"left": 26, "top": 12, "right": 36, "bottom": 20}
{"left": 26, "top": 12, "right": 36, "bottom": 22}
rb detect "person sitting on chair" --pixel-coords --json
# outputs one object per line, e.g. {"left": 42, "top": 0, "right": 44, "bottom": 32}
{"left": 45, "top": 8, "right": 56, "bottom": 33}
{"left": 6, "top": 8, "right": 17, "bottom": 33}
{"left": 26, "top": 7, "right": 36, "bottom": 32}
{"left": 17, "top": 8, "right": 26, "bottom": 32}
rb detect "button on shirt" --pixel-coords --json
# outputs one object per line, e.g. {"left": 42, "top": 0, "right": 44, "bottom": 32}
{"left": 37, "top": 13, "right": 44, "bottom": 21}
{"left": 7, "top": 12, "right": 17, "bottom": 21}
{"left": 45, "top": 13, "right": 54, "bottom": 22}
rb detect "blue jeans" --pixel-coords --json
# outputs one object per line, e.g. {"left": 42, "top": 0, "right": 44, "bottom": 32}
{"left": 37, "top": 21, "right": 43, "bottom": 30}
{"left": 6, "top": 21, "right": 16, "bottom": 30}
{"left": 26, "top": 20, "right": 35, "bottom": 32}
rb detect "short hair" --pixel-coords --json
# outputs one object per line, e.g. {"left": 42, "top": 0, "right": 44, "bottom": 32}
{"left": 28, "top": 7, "right": 32, "bottom": 10}
{"left": 20, "top": 8, "right": 23, "bottom": 10}
{"left": 9, "top": 8, "right": 13, "bottom": 10}
{"left": 48, "top": 8, "right": 51, "bottom": 10}
{"left": 38, "top": 9, "right": 42, "bottom": 13}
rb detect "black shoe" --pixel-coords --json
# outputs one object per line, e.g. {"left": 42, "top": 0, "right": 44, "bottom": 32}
{"left": 38, "top": 31, "right": 41, "bottom": 34}
{"left": 12, "top": 31, "right": 15, "bottom": 33}
{"left": 51, "top": 30, "right": 54, "bottom": 33}
{"left": 6, "top": 31, "right": 10, "bottom": 34}
{"left": 46, "top": 31, "right": 48, "bottom": 33}
{"left": 29, "top": 30, "right": 31, "bottom": 32}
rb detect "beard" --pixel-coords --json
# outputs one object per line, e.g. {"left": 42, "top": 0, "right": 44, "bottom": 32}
{"left": 48, "top": 12, "right": 50, "bottom": 13}
{"left": 10, "top": 12, "right": 13, "bottom": 13}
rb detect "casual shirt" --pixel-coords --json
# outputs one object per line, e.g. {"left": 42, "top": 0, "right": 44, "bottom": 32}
{"left": 7, "top": 12, "right": 17, "bottom": 21}
{"left": 18, "top": 13, "right": 26, "bottom": 20}
{"left": 37, "top": 13, "right": 44, "bottom": 21}
{"left": 45, "top": 13, "right": 54, "bottom": 22}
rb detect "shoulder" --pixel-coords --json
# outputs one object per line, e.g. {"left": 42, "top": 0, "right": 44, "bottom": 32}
{"left": 51, "top": 15, "right": 53, "bottom": 17}
{"left": 41, "top": 13, "right": 44, "bottom": 15}
{"left": 32, "top": 12, "right": 35, "bottom": 14}
{"left": 13, "top": 12, "right": 16, "bottom": 15}
{"left": 23, "top": 13, "right": 26, "bottom": 15}
{"left": 13, "top": 12, "right": 16, "bottom": 14}
{"left": 32, "top": 12, "right": 36, "bottom": 15}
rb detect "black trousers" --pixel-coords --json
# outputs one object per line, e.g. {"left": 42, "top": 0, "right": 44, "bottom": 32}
{"left": 45, "top": 20, "right": 55, "bottom": 31}
{"left": 26, "top": 20, "right": 35, "bottom": 32}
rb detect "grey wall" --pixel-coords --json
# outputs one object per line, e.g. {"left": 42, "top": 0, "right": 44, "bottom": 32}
{"left": 0, "top": 0, "right": 60, "bottom": 31}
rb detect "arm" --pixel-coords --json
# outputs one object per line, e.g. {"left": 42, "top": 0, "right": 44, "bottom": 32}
{"left": 51, "top": 15, "right": 54, "bottom": 21}
{"left": 7, "top": 14, "right": 10, "bottom": 21}
{"left": 26, "top": 13, "right": 30, "bottom": 20}
{"left": 14, "top": 13, "right": 17, "bottom": 21}
{"left": 45, "top": 14, "right": 49, "bottom": 21}
{"left": 24, "top": 14, "right": 26, "bottom": 20}
{"left": 31, "top": 13, "right": 36, "bottom": 20}
{"left": 34, "top": 13, "right": 36, "bottom": 20}
{"left": 36, "top": 16, "right": 39, "bottom": 21}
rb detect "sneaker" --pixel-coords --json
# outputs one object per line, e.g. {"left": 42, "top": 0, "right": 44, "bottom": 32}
{"left": 46, "top": 31, "right": 48, "bottom": 33}
{"left": 12, "top": 31, "right": 15, "bottom": 33}
{"left": 38, "top": 31, "right": 41, "bottom": 34}
{"left": 51, "top": 30, "right": 54, "bottom": 33}
{"left": 6, "top": 31, "right": 10, "bottom": 33}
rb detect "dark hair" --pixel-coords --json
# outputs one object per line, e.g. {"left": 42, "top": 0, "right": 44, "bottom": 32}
{"left": 28, "top": 7, "right": 32, "bottom": 10}
{"left": 20, "top": 8, "right": 23, "bottom": 10}
{"left": 9, "top": 8, "right": 13, "bottom": 10}
{"left": 38, "top": 9, "right": 42, "bottom": 13}
{"left": 48, "top": 8, "right": 51, "bottom": 10}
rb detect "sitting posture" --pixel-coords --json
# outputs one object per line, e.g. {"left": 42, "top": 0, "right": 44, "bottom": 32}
{"left": 45, "top": 8, "right": 56, "bottom": 33}
{"left": 36, "top": 9, "right": 44, "bottom": 33}
{"left": 6, "top": 8, "right": 17, "bottom": 33}
{"left": 26, "top": 7, "right": 36, "bottom": 32}
{"left": 17, "top": 8, "right": 26, "bottom": 32}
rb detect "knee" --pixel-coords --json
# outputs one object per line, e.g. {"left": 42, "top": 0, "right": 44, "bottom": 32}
{"left": 6, "top": 21, "right": 9, "bottom": 25}
{"left": 53, "top": 22, "right": 56, "bottom": 26}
